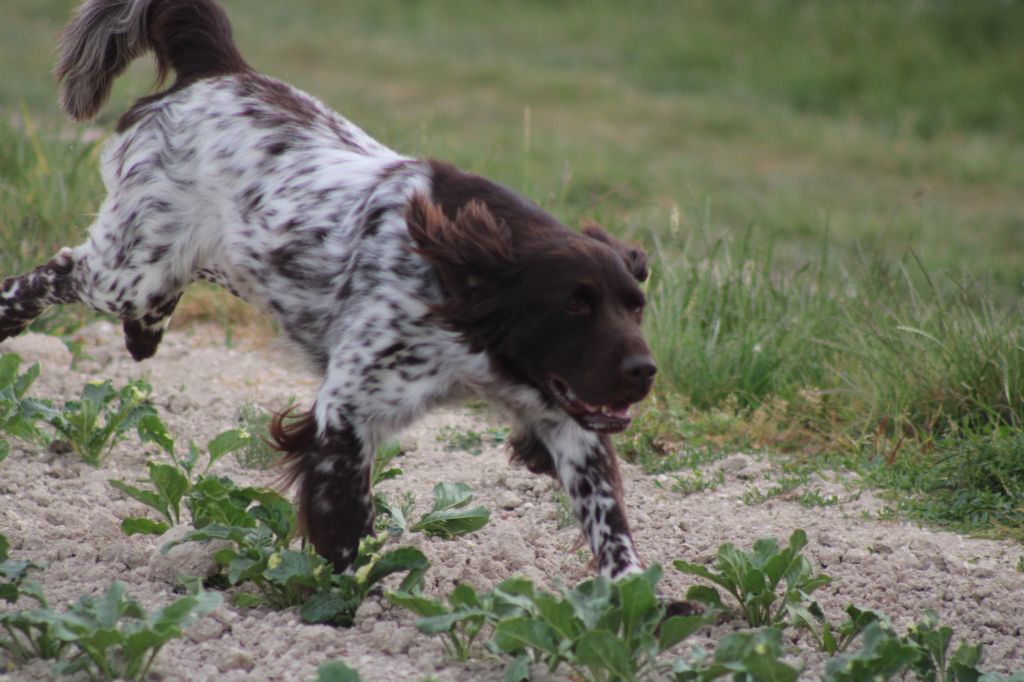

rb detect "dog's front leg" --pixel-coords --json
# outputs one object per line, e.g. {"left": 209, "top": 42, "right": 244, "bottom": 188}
{"left": 537, "top": 420, "right": 643, "bottom": 579}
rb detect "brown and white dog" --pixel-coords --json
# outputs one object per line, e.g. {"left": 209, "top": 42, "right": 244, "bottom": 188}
{"left": 0, "top": 0, "right": 656, "bottom": 578}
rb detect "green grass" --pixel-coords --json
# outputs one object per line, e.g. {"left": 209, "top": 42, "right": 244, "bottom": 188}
{"left": 2, "top": 1, "right": 1023, "bottom": 539}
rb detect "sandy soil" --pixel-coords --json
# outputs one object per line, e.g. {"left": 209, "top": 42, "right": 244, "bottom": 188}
{"left": 1, "top": 323, "right": 1021, "bottom": 681}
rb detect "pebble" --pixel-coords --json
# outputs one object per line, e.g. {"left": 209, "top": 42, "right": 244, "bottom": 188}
{"left": 497, "top": 491, "right": 522, "bottom": 509}
{"left": 216, "top": 648, "right": 255, "bottom": 673}
{"left": 187, "top": 616, "right": 228, "bottom": 643}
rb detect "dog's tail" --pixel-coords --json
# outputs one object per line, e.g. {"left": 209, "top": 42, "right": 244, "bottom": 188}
{"left": 56, "top": 0, "right": 249, "bottom": 122}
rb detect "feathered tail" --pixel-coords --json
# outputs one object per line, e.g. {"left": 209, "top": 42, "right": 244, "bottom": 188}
{"left": 56, "top": 0, "right": 249, "bottom": 122}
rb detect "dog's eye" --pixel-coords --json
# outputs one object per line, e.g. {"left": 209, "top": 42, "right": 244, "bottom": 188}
{"left": 565, "top": 298, "right": 591, "bottom": 315}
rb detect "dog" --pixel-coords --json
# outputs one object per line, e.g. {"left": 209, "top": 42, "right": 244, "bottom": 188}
{"left": 0, "top": 0, "right": 656, "bottom": 579}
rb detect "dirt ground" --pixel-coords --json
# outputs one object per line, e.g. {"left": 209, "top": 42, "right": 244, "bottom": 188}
{"left": 1, "top": 323, "right": 1021, "bottom": 680}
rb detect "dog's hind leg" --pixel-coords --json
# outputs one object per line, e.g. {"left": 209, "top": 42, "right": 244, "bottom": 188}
{"left": 2, "top": 236, "right": 187, "bottom": 361}
{"left": 273, "top": 406, "right": 376, "bottom": 573}
{"left": 0, "top": 247, "right": 78, "bottom": 342}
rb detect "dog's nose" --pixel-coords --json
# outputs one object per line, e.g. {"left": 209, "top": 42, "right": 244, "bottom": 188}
{"left": 622, "top": 354, "right": 657, "bottom": 385}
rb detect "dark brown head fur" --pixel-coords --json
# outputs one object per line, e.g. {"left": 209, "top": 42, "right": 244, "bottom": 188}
{"left": 409, "top": 163, "right": 656, "bottom": 434}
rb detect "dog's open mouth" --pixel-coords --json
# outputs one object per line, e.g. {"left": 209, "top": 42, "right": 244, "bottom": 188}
{"left": 547, "top": 376, "right": 634, "bottom": 433}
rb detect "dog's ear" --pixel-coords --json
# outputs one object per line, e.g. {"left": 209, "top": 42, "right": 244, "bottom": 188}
{"left": 582, "top": 222, "right": 649, "bottom": 283}
{"left": 407, "top": 195, "right": 514, "bottom": 294}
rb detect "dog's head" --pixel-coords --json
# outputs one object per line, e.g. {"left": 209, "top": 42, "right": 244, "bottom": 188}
{"left": 407, "top": 195, "right": 655, "bottom": 433}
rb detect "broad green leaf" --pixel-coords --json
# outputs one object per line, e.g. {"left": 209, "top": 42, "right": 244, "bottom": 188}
{"left": 492, "top": 617, "right": 560, "bottom": 657}
{"left": 739, "top": 567, "right": 768, "bottom": 599}
{"left": 374, "top": 467, "right": 402, "bottom": 484}
{"left": 565, "top": 578, "right": 613, "bottom": 630}
{"left": 207, "top": 428, "right": 251, "bottom": 465}
{"left": 430, "top": 482, "right": 474, "bottom": 511}
{"left": 148, "top": 462, "right": 189, "bottom": 518}
{"left": 617, "top": 569, "right": 660, "bottom": 642}
{"left": 300, "top": 593, "right": 357, "bottom": 624}
{"left": 0, "top": 439, "right": 8, "bottom": 462}
{"left": 81, "top": 379, "right": 114, "bottom": 408}
{"left": 120, "top": 517, "right": 170, "bottom": 536}
{"left": 365, "top": 547, "right": 429, "bottom": 589}
{"left": 411, "top": 505, "right": 490, "bottom": 538}
{"left": 673, "top": 559, "right": 737, "bottom": 593}
{"left": 575, "top": 629, "right": 635, "bottom": 680}
{"left": 386, "top": 591, "right": 447, "bottom": 618}
{"left": 109, "top": 479, "right": 168, "bottom": 518}
{"left": 684, "top": 584, "right": 725, "bottom": 611}
{"left": 0, "top": 354, "right": 20, "bottom": 386}
{"left": 317, "top": 660, "right": 362, "bottom": 682}
{"left": 505, "top": 654, "right": 531, "bottom": 682}
{"left": 233, "top": 592, "right": 264, "bottom": 608}
{"left": 533, "top": 593, "right": 580, "bottom": 643}
{"left": 448, "top": 583, "right": 482, "bottom": 610}
{"left": 137, "top": 414, "right": 175, "bottom": 456}
{"left": 658, "top": 615, "right": 710, "bottom": 652}
{"left": 263, "top": 549, "right": 323, "bottom": 586}
{"left": 416, "top": 610, "right": 487, "bottom": 635}
{"left": 13, "top": 362, "right": 40, "bottom": 399}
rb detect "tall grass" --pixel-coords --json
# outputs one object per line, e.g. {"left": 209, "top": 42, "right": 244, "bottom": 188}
{"left": 647, "top": 226, "right": 1024, "bottom": 441}
{"left": 0, "top": 117, "right": 103, "bottom": 275}
{"left": 831, "top": 257, "right": 1024, "bottom": 438}
{"left": 646, "top": 227, "right": 836, "bottom": 410}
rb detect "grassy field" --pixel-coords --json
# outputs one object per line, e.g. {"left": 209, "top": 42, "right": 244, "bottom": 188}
{"left": 2, "top": 0, "right": 1022, "bottom": 538}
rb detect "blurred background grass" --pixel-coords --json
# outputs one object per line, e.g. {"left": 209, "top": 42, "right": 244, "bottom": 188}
{"left": 2, "top": 0, "right": 1022, "bottom": 537}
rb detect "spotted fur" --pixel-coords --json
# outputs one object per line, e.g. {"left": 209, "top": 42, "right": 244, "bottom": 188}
{"left": 1, "top": 0, "right": 658, "bottom": 580}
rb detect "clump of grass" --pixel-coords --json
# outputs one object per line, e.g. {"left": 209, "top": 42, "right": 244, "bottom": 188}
{"left": 831, "top": 255, "right": 1024, "bottom": 440}
{"left": 645, "top": 228, "right": 837, "bottom": 412}
{"left": 436, "top": 424, "right": 509, "bottom": 456}
{"left": 868, "top": 430, "right": 1024, "bottom": 539}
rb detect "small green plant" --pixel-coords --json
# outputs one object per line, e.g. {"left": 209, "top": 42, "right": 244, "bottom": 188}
{"left": 53, "top": 581, "right": 220, "bottom": 681}
{"left": 2, "top": 546, "right": 220, "bottom": 682}
{"left": 0, "top": 533, "right": 62, "bottom": 662}
{"left": 37, "top": 378, "right": 156, "bottom": 466}
{"left": 0, "top": 353, "right": 50, "bottom": 460}
{"left": 165, "top": 487, "right": 428, "bottom": 626}
{"left": 671, "top": 469, "right": 725, "bottom": 496}
{"left": 823, "top": 620, "right": 925, "bottom": 681}
{"left": 0, "top": 533, "right": 46, "bottom": 605}
{"left": 674, "top": 529, "right": 832, "bottom": 627}
{"left": 411, "top": 482, "right": 490, "bottom": 538}
{"left": 377, "top": 482, "right": 491, "bottom": 540}
{"left": 390, "top": 566, "right": 710, "bottom": 679}
{"left": 740, "top": 473, "right": 807, "bottom": 506}
{"left": 436, "top": 425, "right": 509, "bottom": 456}
{"left": 388, "top": 577, "right": 534, "bottom": 661}
{"left": 787, "top": 602, "right": 883, "bottom": 654}
{"left": 110, "top": 415, "right": 252, "bottom": 535}
{"left": 551, "top": 488, "right": 576, "bottom": 530}
{"left": 821, "top": 611, "right": 1024, "bottom": 682}
{"left": 670, "top": 626, "right": 801, "bottom": 681}
{"left": 797, "top": 489, "right": 841, "bottom": 508}
{"left": 904, "top": 609, "right": 1021, "bottom": 682}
